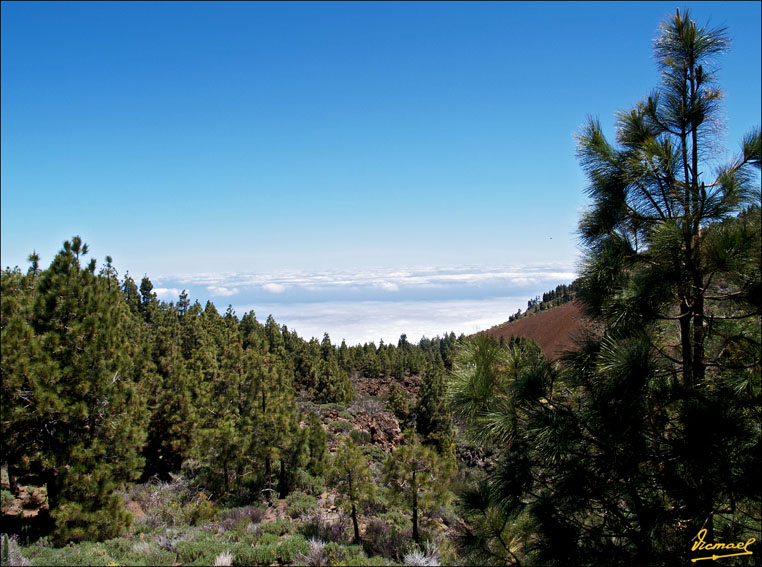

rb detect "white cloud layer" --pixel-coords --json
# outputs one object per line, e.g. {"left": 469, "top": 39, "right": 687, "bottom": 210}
{"left": 262, "top": 283, "right": 286, "bottom": 294}
{"left": 239, "top": 297, "right": 529, "bottom": 346}
{"left": 153, "top": 287, "right": 182, "bottom": 299}
{"left": 151, "top": 263, "right": 578, "bottom": 345}
{"left": 157, "top": 263, "right": 577, "bottom": 301}
{"left": 374, "top": 281, "right": 400, "bottom": 292}
{"left": 207, "top": 286, "right": 238, "bottom": 297}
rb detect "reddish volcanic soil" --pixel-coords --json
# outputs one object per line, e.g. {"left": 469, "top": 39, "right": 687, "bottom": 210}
{"left": 483, "top": 301, "right": 588, "bottom": 360}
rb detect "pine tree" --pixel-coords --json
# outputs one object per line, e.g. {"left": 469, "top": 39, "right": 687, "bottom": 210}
{"left": 576, "top": 7, "right": 760, "bottom": 547}
{"left": 415, "top": 365, "right": 454, "bottom": 455}
{"left": 388, "top": 382, "right": 410, "bottom": 424}
{"left": 383, "top": 431, "right": 454, "bottom": 543}
{"left": 121, "top": 273, "right": 141, "bottom": 316}
{"left": 141, "top": 303, "right": 198, "bottom": 479}
{"left": 312, "top": 333, "right": 353, "bottom": 404}
{"left": 448, "top": 10, "right": 760, "bottom": 564}
{"left": 1, "top": 264, "right": 43, "bottom": 497}
{"left": 7, "top": 238, "right": 147, "bottom": 543}
{"left": 138, "top": 275, "right": 157, "bottom": 322}
{"left": 248, "top": 325, "right": 302, "bottom": 499}
{"left": 328, "top": 437, "right": 375, "bottom": 544}
{"left": 306, "top": 412, "right": 327, "bottom": 477}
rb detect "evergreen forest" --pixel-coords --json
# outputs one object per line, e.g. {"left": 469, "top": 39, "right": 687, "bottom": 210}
{"left": 1, "top": 9, "right": 760, "bottom": 567}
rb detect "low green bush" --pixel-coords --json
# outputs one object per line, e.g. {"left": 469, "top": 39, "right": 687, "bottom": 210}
{"left": 256, "top": 532, "right": 280, "bottom": 546}
{"left": 260, "top": 518, "right": 294, "bottom": 536}
{"left": 175, "top": 540, "right": 233, "bottom": 564}
{"left": 322, "top": 542, "right": 372, "bottom": 566}
{"left": 1, "top": 489, "right": 14, "bottom": 511}
{"left": 24, "top": 541, "right": 114, "bottom": 566}
{"left": 277, "top": 535, "right": 310, "bottom": 563}
{"left": 102, "top": 540, "right": 176, "bottom": 567}
{"left": 329, "top": 420, "right": 353, "bottom": 433}
{"left": 286, "top": 491, "right": 318, "bottom": 519}
{"left": 182, "top": 493, "right": 219, "bottom": 526}
{"left": 349, "top": 429, "right": 372, "bottom": 445}
{"left": 232, "top": 543, "right": 278, "bottom": 566}
{"left": 294, "top": 470, "right": 325, "bottom": 496}
{"left": 361, "top": 445, "right": 387, "bottom": 466}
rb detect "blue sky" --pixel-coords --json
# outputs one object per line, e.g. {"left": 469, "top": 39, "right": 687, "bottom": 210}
{"left": 2, "top": 1, "right": 760, "bottom": 343}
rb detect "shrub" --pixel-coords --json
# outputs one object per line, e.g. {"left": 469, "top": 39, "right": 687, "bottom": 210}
{"left": 379, "top": 510, "right": 408, "bottom": 530}
{"left": 232, "top": 544, "right": 278, "bottom": 566}
{"left": 213, "top": 550, "right": 234, "bottom": 566}
{"left": 175, "top": 541, "right": 232, "bottom": 564}
{"left": 256, "top": 533, "right": 280, "bottom": 546}
{"left": 349, "top": 429, "right": 372, "bottom": 445}
{"left": 293, "top": 470, "right": 326, "bottom": 496}
{"left": 361, "top": 445, "right": 387, "bottom": 467}
{"left": 1, "top": 534, "right": 29, "bottom": 567}
{"left": 362, "top": 518, "right": 409, "bottom": 562}
{"left": 299, "top": 511, "right": 346, "bottom": 543}
{"left": 348, "top": 397, "right": 386, "bottom": 415}
{"left": 277, "top": 535, "right": 311, "bottom": 563}
{"left": 318, "top": 403, "right": 343, "bottom": 414}
{"left": 403, "top": 542, "right": 441, "bottom": 567}
{"left": 260, "top": 518, "right": 294, "bottom": 536}
{"left": 155, "top": 529, "right": 191, "bottom": 552}
{"left": 219, "top": 505, "right": 266, "bottom": 532}
{"left": 125, "top": 476, "right": 194, "bottom": 530}
{"left": 295, "top": 538, "right": 328, "bottom": 567}
{"left": 182, "top": 492, "right": 219, "bottom": 526}
{"left": 1, "top": 490, "right": 15, "bottom": 512}
{"left": 111, "top": 540, "right": 176, "bottom": 566}
{"left": 286, "top": 491, "right": 318, "bottom": 519}
{"left": 20, "top": 541, "right": 114, "bottom": 566}
{"left": 329, "top": 420, "right": 353, "bottom": 433}
{"left": 321, "top": 542, "right": 371, "bottom": 566}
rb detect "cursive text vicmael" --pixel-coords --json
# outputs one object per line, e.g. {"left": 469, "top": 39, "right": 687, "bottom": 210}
{"left": 692, "top": 529, "right": 756, "bottom": 553}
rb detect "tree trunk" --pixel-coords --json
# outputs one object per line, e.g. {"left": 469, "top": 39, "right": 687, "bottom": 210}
{"left": 352, "top": 502, "right": 360, "bottom": 544}
{"left": 412, "top": 468, "right": 419, "bottom": 543}
{"left": 691, "top": 270, "right": 706, "bottom": 385}
{"left": 680, "top": 299, "right": 694, "bottom": 389}
{"left": 265, "top": 455, "right": 272, "bottom": 502}
{"left": 279, "top": 459, "right": 290, "bottom": 498}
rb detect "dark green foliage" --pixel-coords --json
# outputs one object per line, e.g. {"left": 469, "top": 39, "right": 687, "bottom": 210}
{"left": 415, "top": 365, "right": 454, "bottom": 455}
{"left": 309, "top": 333, "right": 354, "bottom": 404}
{"left": 387, "top": 382, "right": 410, "bottom": 423}
{"left": 449, "top": 10, "right": 760, "bottom": 565}
{"left": 175, "top": 540, "right": 232, "bottom": 564}
{"left": 306, "top": 412, "right": 328, "bottom": 476}
{"left": 383, "top": 431, "right": 454, "bottom": 543}
{"left": 285, "top": 490, "right": 318, "bottom": 518}
{"left": 2, "top": 238, "right": 148, "bottom": 544}
{"left": 328, "top": 437, "right": 376, "bottom": 543}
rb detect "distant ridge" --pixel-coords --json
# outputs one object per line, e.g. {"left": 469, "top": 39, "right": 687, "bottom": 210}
{"left": 483, "top": 301, "right": 587, "bottom": 360}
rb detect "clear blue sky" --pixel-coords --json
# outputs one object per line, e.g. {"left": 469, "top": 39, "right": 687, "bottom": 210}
{"left": 2, "top": 1, "right": 761, "bottom": 279}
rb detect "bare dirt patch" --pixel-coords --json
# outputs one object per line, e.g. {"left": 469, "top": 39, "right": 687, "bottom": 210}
{"left": 483, "top": 301, "right": 589, "bottom": 359}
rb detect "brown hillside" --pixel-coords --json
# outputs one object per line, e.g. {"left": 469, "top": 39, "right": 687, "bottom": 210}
{"left": 483, "top": 301, "right": 587, "bottom": 360}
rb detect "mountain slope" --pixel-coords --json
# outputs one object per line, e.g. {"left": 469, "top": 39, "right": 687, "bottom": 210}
{"left": 483, "top": 301, "right": 587, "bottom": 360}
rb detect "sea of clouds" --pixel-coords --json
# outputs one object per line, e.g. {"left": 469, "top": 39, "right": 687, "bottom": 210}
{"left": 152, "top": 263, "right": 577, "bottom": 345}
